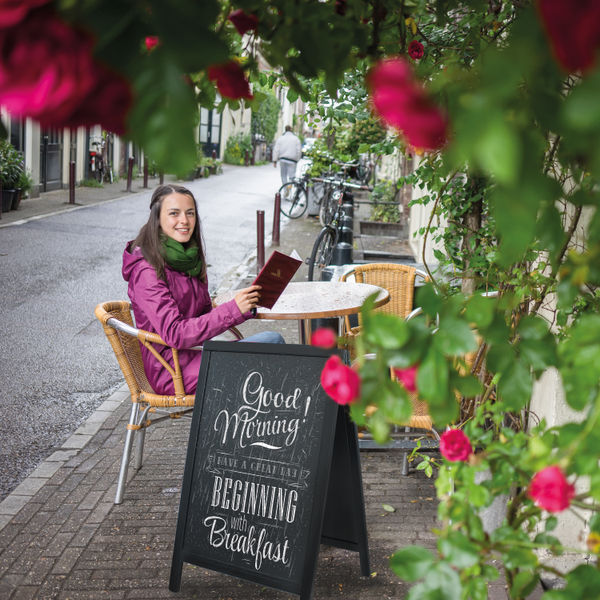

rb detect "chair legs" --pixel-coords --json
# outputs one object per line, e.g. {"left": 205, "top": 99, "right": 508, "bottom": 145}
{"left": 115, "top": 402, "right": 150, "bottom": 505}
{"left": 115, "top": 403, "right": 139, "bottom": 504}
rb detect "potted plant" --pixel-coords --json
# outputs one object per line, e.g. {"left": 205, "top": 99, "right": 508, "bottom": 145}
{"left": 360, "top": 178, "right": 404, "bottom": 237}
{"left": 0, "top": 139, "right": 23, "bottom": 213}
{"left": 13, "top": 168, "right": 33, "bottom": 210}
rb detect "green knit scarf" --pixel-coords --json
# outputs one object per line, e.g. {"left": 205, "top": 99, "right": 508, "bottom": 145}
{"left": 160, "top": 234, "right": 203, "bottom": 278}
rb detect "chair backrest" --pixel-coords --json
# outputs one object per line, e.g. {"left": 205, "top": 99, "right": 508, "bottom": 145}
{"left": 342, "top": 263, "right": 418, "bottom": 324}
{"left": 95, "top": 301, "right": 155, "bottom": 401}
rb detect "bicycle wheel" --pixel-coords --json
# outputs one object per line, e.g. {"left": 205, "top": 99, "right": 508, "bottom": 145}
{"left": 95, "top": 162, "right": 103, "bottom": 183}
{"left": 279, "top": 182, "right": 308, "bottom": 218}
{"left": 307, "top": 226, "right": 337, "bottom": 281}
{"left": 319, "top": 189, "right": 340, "bottom": 227}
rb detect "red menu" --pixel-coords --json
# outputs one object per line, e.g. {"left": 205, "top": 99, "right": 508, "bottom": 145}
{"left": 252, "top": 250, "right": 302, "bottom": 308}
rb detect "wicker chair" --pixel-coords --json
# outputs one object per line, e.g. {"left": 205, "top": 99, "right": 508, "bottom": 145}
{"left": 340, "top": 263, "right": 427, "bottom": 340}
{"left": 95, "top": 301, "right": 243, "bottom": 503}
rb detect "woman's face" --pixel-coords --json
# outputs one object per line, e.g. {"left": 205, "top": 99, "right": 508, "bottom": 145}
{"left": 159, "top": 192, "right": 197, "bottom": 244}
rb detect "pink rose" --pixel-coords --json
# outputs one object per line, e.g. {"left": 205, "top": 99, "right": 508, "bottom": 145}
{"left": 207, "top": 61, "right": 253, "bottom": 100}
{"left": 64, "top": 64, "right": 132, "bottom": 135}
{"left": 528, "top": 466, "right": 575, "bottom": 513}
{"left": 393, "top": 364, "right": 418, "bottom": 392}
{"left": 310, "top": 328, "right": 337, "bottom": 349}
{"left": 0, "top": 8, "right": 96, "bottom": 125}
{"left": 368, "top": 56, "right": 448, "bottom": 151}
{"left": 228, "top": 9, "right": 259, "bottom": 36}
{"left": 145, "top": 36, "right": 159, "bottom": 52}
{"left": 320, "top": 355, "right": 361, "bottom": 405}
{"left": 537, "top": 0, "right": 600, "bottom": 73}
{"left": 439, "top": 429, "right": 473, "bottom": 462}
{"left": 408, "top": 40, "right": 424, "bottom": 60}
{"left": 0, "top": 0, "right": 49, "bottom": 28}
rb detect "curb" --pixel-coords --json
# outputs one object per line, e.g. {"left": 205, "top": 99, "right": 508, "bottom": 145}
{"left": 0, "top": 384, "right": 130, "bottom": 533}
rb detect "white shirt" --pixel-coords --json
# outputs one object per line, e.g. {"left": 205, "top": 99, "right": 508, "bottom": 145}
{"left": 273, "top": 131, "right": 301, "bottom": 162}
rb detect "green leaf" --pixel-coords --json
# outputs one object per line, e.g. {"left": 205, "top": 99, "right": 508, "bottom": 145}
{"left": 496, "top": 360, "right": 532, "bottom": 411}
{"left": 433, "top": 316, "right": 477, "bottom": 356}
{"left": 465, "top": 294, "right": 496, "bottom": 329}
{"left": 438, "top": 532, "right": 480, "bottom": 569}
{"left": 475, "top": 117, "right": 521, "bottom": 185}
{"left": 417, "top": 349, "right": 449, "bottom": 405}
{"left": 364, "top": 313, "right": 409, "bottom": 349}
{"left": 390, "top": 546, "right": 435, "bottom": 582}
{"left": 382, "top": 503, "right": 396, "bottom": 513}
{"left": 510, "top": 570, "right": 539, "bottom": 599}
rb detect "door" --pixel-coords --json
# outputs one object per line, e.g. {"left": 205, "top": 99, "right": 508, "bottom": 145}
{"left": 40, "top": 128, "right": 63, "bottom": 192}
{"left": 199, "top": 107, "right": 222, "bottom": 157}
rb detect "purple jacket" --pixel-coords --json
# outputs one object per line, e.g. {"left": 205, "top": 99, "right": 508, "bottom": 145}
{"left": 122, "top": 243, "right": 247, "bottom": 395}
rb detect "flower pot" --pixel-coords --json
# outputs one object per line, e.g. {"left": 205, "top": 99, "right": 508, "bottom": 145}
{"left": 11, "top": 188, "right": 22, "bottom": 210}
{"left": 1, "top": 189, "right": 16, "bottom": 213}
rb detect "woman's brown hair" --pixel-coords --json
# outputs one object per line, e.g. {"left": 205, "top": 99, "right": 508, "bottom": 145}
{"left": 131, "top": 184, "right": 207, "bottom": 282}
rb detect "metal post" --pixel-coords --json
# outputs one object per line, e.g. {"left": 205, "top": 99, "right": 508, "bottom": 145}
{"left": 257, "top": 210, "right": 265, "bottom": 272}
{"left": 272, "top": 192, "right": 281, "bottom": 246}
{"left": 143, "top": 161, "right": 149, "bottom": 188}
{"left": 0, "top": 182, "right": 3, "bottom": 219}
{"left": 245, "top": 150, "right": 249, "bottom": 167}
{"left": 69, "top": 161, "right": 76, "bottom": 204}
{"left": 126, "top": 157, "right": 134, "bottom": 192}
{"left": 159, "top": 172, "right": 164, "bottom": 185}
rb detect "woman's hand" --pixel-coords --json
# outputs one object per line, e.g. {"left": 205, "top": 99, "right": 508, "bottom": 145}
{"left": 234, "top": 285, "right": 261, "bottom": 314}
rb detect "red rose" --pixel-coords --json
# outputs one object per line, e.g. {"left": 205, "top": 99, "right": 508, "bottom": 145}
{"left": 439, "top": 429, "right": 473, "bottom": 462}
{"left": 310, "top": 328, "right": 337, "bottom": 348}
{"left": 335, "top": 0, "right": 347, "bottom": 16}
{"left": 0, "top": 8, "right": 96, "bottom": 126}
{"left": 228, "top": 9, "right": 259, "bottom": 36}
{"left": 393, "top": 364, "right": 418, "bottom": 392}
{"left": 368, "top": 57, "right": 448, "bottom": 150}
{"left": 537, "top": 0, "right": 600, "bottom": 73}
{"left": 0, "top": 0, "right": 49, "bottom": 28}
{"left": 528, "top": 466, "right": 575, "bottom": 513}
{"left": 408, "top": 40, "right": 424, "bottom": 60}
{"left": 207, "top": 61, "right": 253, "bottom": 100}
{"left": 64, "top": 64, "right": 132, "bottom": 135}
{"left": 0, "top": 8, "right": 132, "bottom": 134}
{"left": 320, "top": 355, "right": 361, "bottom": 405}
{"left": 145, "top": 36, "right": 159, "bottom": 52}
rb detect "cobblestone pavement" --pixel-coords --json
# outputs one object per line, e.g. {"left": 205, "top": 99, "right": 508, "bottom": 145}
{"left": 0, "top": 175, "right": 531, "bottom": 599}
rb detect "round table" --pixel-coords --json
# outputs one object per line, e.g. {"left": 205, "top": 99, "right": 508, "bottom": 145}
{"left": 216, "top": 281, "right": 389, "bottom": 343}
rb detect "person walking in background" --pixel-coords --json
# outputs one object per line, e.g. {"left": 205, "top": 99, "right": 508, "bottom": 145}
{"left": 273, "top": 125, "right": 301, "bottom": 185}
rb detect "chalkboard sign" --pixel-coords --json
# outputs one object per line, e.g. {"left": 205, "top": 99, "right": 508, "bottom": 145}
{"left": 170, "top": 341, "right": 343, "bottom": 598}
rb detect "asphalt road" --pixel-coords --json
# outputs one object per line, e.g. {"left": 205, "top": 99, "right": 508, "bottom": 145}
{"left": 0, "top": 165, "right": 281, "bottom": 501}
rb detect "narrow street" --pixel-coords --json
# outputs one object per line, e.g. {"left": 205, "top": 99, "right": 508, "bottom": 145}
{"left": 0, "top": 165, "right": 281, "bottom": 501}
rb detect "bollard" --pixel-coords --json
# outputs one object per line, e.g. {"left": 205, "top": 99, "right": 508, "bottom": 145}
{"left": 143, "top": 162, "right": 149, "bottom": 188}
{"left": 257, "top": 210, "right": 265, "bottom": 272}
{"left": 159, "top": 171, "right": 164, "bottom": 185}
{"left": 69, "top": 161, "right": 76, "bottom": 205}
{"left": 341, "top": 202, "right": 354, "bottom": 218}
{"left": 126, "top": 157, "right": 134, "bottom": 192}
{"left": 245, "top": 150, "right": 249, "bottom": 167}
{"left": 272, "top": 192, "right": 281, "bottom": 246}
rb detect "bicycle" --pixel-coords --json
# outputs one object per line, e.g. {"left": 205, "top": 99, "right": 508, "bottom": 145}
{"left": 278, "top": 172, "right": 334, "bottom": 219}
{"left": 307, "top": 192, "right": 346, "bottom": 281}
{"left": 278, "top": 172, "right": 310, "bottom": 218}
{"left": 90, "top": 135, "right": 114, "bottom": 184}
{"left": 317, "top": 176, "right": 369, "bottom": 228}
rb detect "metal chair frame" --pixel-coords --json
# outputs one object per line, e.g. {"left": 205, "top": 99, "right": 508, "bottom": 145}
{"left": 95, "top": 301, "right": 243, "bottom": 503}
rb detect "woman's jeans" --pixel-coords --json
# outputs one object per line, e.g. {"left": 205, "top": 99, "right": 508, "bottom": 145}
{"left": 242, "top": 331, "right": 285, "bottom": 344}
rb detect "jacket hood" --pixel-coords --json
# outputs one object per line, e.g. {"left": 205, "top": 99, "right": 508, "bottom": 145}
{"left": 122, "top": 242, "right": 147, "bottom": 282}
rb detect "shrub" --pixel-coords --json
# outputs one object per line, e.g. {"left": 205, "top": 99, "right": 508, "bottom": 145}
{"left": 223, "top": 132, "right": 252, "bottom": 165}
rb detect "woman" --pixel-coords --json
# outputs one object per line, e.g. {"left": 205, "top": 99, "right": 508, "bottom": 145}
{"left": 122, "top": 184, "right": 284, "bottom": 395}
